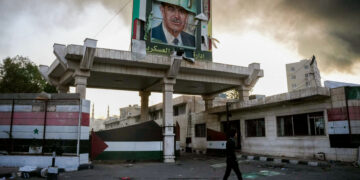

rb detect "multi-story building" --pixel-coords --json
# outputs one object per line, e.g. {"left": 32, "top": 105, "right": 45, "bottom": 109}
{"left": 104, "top": 105, "right": 141, "bottom": 129}
{"left": 91, "top": 118, "right": 106, "bottom": 131}
{"left": 286, "top": 56, "right": 321, "bottom": 92}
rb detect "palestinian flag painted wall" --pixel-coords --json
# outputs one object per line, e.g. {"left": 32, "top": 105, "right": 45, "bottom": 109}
{"left": 92, "top": 121, "right": 163, "bottom": 161}
{"left": 92, "top": 120, "right": 181, "bottom": 161}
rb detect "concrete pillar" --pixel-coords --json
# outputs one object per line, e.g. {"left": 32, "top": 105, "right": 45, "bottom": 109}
{"left": 202, "top": 94, "right": 216, "bottom": 111}
{"left": 57, "top": 86, "right": 69, "bottom": 93}
{"left": 139, "top": 91, "right": 151, "bottom": 122}
{"left": 162, "top": 78, "right": 176, "bottom": 163}
{"left": 237, "top": 86, "right": 250, "bottom": 101}
{"left": 74, "top": 76, "right": 88, "bottom": 99}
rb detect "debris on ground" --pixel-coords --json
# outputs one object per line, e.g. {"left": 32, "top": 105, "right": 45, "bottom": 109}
{"left": 242, "top": 170, "right": 282, "bottom": 179}
{"left": 18, "top": 166, "right": 39, "bottom": 179}
{"left": 125, "top": 164, "right": 133, "bottom": 168}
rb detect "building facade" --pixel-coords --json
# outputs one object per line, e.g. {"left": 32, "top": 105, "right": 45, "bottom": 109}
{"left": 286, "top": 57, "right": 321, "bottom": 92}
{"left": 206, "top": 86, "right": 360, "bottom": 162}
{"left": 99, "top": 87, "right": 360, "bottom": 162}
{"left": 104, "top": 105, "right": 141, "bottom": 130}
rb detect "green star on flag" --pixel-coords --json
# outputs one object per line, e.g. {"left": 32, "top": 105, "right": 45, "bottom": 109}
{"left": 33, "top": 128, "right": 39, "bottom": 134}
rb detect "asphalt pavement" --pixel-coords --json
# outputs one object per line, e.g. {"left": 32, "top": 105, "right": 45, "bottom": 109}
{"left": 2, "top": 153, "right": 360, "bottom": 180}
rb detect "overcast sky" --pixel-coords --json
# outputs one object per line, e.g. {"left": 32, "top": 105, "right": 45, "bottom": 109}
{"left": 1, "top": 0, "right": 359, "bottom": 118}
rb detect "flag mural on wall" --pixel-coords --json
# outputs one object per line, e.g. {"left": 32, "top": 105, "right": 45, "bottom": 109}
{"left": 206, "top": 128, "right": 227, "bottom": 155}
{"left": 327, "top": 87, "right": 360, "bottom": 148}
{"left": 0, "top": 94, "right": 90, "bottom": 170}
{"left": 92, "top": 121, "right": 163, "bottom": 161}
{"left": 91, "top": 121, "right": 181, "bottom": 161}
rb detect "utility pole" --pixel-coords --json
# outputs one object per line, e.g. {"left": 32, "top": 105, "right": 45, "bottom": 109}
{"left": 91, "top": 103, "right": 95, "bottom": 126}
{"left": 107, "top": 105, "right": 110, "bottom": 120}
{"left": 226, "top": 102, "right": 232, "bottom": 137}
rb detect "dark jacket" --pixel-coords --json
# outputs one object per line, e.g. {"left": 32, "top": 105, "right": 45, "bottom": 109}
{"left": 151, "top": 23, "right": 195, "bottom": 47}
{"left": 225, "top": 137, "right": 237, "bottom": 161}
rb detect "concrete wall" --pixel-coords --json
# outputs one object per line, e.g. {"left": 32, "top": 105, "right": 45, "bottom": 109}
{"left": 0, "top": 93, "right": 90, "bottom": 170}
{"left": 174, "top": 114, "right": 188, "bottom": 150}
{"left": 191, "top": 112, "right": 219, "bottom": 153}
{"left": 0, "top": 154, "right": 88, "bottom": 171}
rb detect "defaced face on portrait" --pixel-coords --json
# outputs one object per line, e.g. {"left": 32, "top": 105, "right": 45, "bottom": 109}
{"left": 160, "top": 3, "right": 188, "bottom": 37}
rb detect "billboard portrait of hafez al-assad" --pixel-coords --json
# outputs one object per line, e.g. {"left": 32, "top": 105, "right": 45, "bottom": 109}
{"left": 151, "top": 0, "right": 196, "bottom": 47}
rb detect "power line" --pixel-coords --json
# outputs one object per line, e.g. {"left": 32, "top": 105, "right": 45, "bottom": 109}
{"left": 94, "top": 0, "right": 132, "bottom": 38}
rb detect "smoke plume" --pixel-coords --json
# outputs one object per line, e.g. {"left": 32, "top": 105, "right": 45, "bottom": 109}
{"left": 212, "top": 0, "right": 360, "bottom": 73}
{"left": 1, "top": 0, "right": 359, "bottom": 73}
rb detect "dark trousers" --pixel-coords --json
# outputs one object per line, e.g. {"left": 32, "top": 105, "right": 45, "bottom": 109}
{"left": 223, "top": 160, "right": 242, "bottom": 180}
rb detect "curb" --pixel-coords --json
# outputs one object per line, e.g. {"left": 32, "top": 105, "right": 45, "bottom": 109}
{"left": 236, "top": 154, "right": 329, "bottom": 167}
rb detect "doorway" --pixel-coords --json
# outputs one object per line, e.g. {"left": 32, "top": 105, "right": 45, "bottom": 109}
{"left": 221, "top": 120, "right": 241, "bottom": 149}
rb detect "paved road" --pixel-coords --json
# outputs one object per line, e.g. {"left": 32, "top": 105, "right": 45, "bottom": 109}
{"left": 4, "top": 154, "right": 360, "bottom": 179}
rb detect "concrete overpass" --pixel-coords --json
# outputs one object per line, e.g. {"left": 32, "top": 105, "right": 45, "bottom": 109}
{"left": 40, "top": 38, "right": 264, "bottom": 163}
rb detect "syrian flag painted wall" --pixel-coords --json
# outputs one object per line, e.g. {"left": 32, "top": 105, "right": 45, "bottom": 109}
{"left": 206, "top": 128, "right": 226, "bottom": 155}
{"left": 0, "top": 98, "right": 90, "bottom": 154}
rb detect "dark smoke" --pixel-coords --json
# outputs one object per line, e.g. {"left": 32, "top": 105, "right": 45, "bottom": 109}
{"left": 1, "top": 0, "right": 359, "bottom": 73}
{"left": 213, "top": 0, "right": 360, "bottom": 73}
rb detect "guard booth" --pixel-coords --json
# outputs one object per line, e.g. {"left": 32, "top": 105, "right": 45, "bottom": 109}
{"left": 40, "top": 38, "right": 263, "bottom": 163}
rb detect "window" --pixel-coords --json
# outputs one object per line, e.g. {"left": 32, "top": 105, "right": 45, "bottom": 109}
{"left": 178, "top": 104, "right": 186, "bottom": 115}
{"left": 277, "top": 111, "right": 325, "bottom": 136}
{"left": 173, "top": 106, "right": 179, "bottom": 116}
{"left": 292, "top": 84, "right": 297, "bottom": 88}
{"left": 291, "top": 75, "right": 296, "bottom": 79}
{"left": 195, "top": 124, "right": 206, "bottom": 137}
{"left": 306, "top": 81, "right": 311, "bottom": 87}
{"left": 149, "top": 111, "right": 157, "bottom": 120}
{"left": 308, "top": 112, "right": 325, "bottom": 135}
{"left": 157, "top": 110, "right": 162, "bottom": 119}
{"left": 304, "top": 65, "right": 309, "bottom": 69}
{"left": 291, "top": 67, "right": 295, "bottom": 71}
{"left": 305, "top": 73, "right": 308, "bottom": 78}
{"left": 245, "top": 118, "right": 265, "bottom": 137}
{"left": 173, "top": 104, "right": 186, "bottom": 116}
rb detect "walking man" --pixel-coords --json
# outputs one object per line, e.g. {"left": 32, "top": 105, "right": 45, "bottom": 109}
{"left": 223, "top": 129, "right": 243, "bottom": 180}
